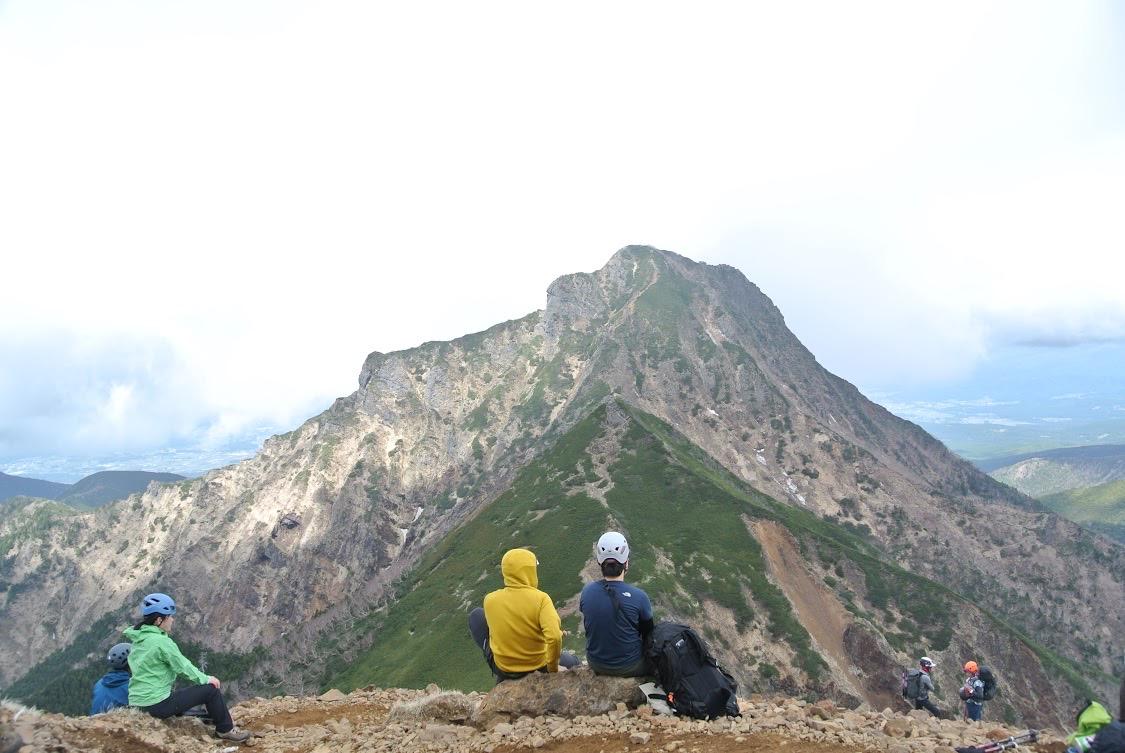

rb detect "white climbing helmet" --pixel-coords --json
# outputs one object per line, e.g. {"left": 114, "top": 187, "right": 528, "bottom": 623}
{"left": 595, "top": 531, "right": 630, "bottom": 564}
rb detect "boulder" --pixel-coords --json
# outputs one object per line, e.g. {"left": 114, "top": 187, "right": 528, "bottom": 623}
{"left": 883, "top": 717, "right": 915, "bottom": 738}
{"left": 0, "top": 726, "right": 22, "bottom": 753}
{"left": 418, "top": 723, "right": 462, "bottom": 742}
{"left": 471, "top": 667, "right": 643, "bottom": 726}
{"left": 388, "top": 691, "right": 477, "bottom": 723}
{"left": 317, "top": 689, "right": 347, "bottom": 702}
{"left": 807, "top": 701, "right": 835, "bottom": 720}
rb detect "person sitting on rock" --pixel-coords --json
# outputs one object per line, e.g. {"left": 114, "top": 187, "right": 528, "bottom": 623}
{"left": 959, "top": 661, "right": 985, "bottom": 721}
{"left": 89, "top": 642, "right": 132, "bottom": 715}
{"left": 579, "top": 531, "right": 655, "bottom": 678}
{"left": 125, "top": 593, "right": 252, "bottom": 743}
{"left": 469, "top": 548, "right": 579, "bottom": 682}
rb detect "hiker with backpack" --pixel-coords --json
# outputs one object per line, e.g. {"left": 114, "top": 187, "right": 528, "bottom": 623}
{"left": 89, "top": 643, "right": 132, "bottom": 715}
{"left": 959, "top": 660, "right": 994, "bottom": 721}
{"left": 579, "top": 531, "right": 655, "bottom": 677}
{"left": 469, "top": 548, "right": 580, "bottom": 682}
{"left": 124, "top": 593, "right": 252, "bottom": 743}
{"left": 903, "top": 656, "right": 942, "bottom": 718}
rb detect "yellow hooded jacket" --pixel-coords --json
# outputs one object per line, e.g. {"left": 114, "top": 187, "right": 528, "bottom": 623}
{"left": 483, "top": 548, "right": 563, "bottom": 673}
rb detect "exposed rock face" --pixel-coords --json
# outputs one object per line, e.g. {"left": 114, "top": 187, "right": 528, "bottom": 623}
{"left": 0, "top": 246, "right": 1121, "bottom": 724}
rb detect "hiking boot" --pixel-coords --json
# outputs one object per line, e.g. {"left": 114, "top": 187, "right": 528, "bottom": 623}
{"left": 216, "top": 727, "right": 252, "bottom": 743}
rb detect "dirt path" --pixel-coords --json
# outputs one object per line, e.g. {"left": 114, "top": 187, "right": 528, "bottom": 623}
{"left": 751, "top": 519, "right": 866, "bottom": 703}
{"left": 243, "top": 701, "right": 389, "bottom": 729}
{"left": 497, "top": 731, "right": 871, "bottom": 753}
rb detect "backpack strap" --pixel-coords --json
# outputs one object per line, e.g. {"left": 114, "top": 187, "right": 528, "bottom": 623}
{"left": 601, "top": 580, "right": 621, "bottom": 614}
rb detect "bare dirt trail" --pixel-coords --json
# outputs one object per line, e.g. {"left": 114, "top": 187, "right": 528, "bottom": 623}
{"left": 496, "top": 731, "right": 870, "bottom": 753}
{"left": 751, "top": 520, "right": 866, "bottom": 703}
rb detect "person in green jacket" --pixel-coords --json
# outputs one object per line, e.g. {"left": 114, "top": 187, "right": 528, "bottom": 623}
{"left": 124, "top": 593, "right": 251, "bottom": 743}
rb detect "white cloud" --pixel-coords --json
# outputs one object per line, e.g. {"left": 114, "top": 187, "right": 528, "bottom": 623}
{"left": 958, "top": 416, "right": 1031, "bottom": 427}
{"left": 0, "top": 0, "right": 1123, "bottom": 464}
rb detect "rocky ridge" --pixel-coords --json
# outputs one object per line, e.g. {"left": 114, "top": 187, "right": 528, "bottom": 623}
{"left": 1, "top": 677, "right": 1071, "bottom": 753}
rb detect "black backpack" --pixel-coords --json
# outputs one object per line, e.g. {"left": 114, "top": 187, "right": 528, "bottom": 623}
{"left": 646, "top": 622, "right": 740, "bottom": 720}
{"left": 978, "top": 666, "right": 998, "bottom": 700}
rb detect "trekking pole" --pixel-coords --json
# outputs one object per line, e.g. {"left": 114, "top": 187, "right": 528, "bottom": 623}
{"left": 956, "top": 730, "right": 1038, "bottom": 753}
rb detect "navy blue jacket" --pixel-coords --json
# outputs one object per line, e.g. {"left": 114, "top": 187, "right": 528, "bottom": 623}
{"left": 580, "top": 580, "right": 653, "bottom": 668}
{"left": 90, "top": 670, "right": 130, "bottom": 715}
{"left": 1093, "top": 721, "right": 1125, "bottom": 753}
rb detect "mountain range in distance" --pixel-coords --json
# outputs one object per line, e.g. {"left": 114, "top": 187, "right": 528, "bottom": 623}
{"left": 0, "top": 470, "right": 186, "bottom": 509}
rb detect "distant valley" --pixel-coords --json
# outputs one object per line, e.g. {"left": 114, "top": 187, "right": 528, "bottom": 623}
{"left": 0, "top": 470, "right": 186, "bottom": 509}
{"left": 982, "top": 444, "right": 1125, "bottom": 543}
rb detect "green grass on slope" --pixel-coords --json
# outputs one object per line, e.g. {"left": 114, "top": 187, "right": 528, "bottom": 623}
{"left": 324, "top": 400, "right": 1099, "bottom": 705}
{"left": 326, "top": 401, "right": 833, "bottom": 692}
{"left": 325, "top": 408, "right": 611, "bottom": 692}
{"left": 1042, "top": 479, "right": 1125, "bottom": 543}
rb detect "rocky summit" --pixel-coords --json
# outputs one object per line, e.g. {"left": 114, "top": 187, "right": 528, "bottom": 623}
{"left": 0, "top": 247, "right": 1121, "bottom": 727}
{"left": 0, "top": 679, "right": 1074, "bottom": 753}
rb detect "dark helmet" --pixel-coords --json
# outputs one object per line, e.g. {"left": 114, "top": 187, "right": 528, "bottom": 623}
{"left": 141, "top": 593, "right": 176, "bottom": 617}
{"left": 107, "top": 642, "right": 132, "bottom": 669}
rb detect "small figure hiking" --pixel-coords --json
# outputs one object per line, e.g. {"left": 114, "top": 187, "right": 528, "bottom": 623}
{"left": 902, "top": 656, "right": 942, "bottom": 717}
{"left": 960, "top": 660, "right": 995, "bottom": 721}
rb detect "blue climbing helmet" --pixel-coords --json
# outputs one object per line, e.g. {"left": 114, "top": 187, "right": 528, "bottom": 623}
{"left": 141, "top": 593, "right": 177, "bottom": 617}
{"left": 107, "top": 642, "right": 132, "bottom": 669}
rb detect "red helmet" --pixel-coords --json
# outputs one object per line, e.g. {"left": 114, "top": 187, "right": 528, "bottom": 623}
{"left": 964, "top": 660, "right": 979, "bottom": 673}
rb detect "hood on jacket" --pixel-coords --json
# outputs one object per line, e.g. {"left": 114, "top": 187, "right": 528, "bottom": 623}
{"left": 123, "top": 624, "right": 164, "bottom": 644}
{"left": 501, "top": 548, "right": 538, "bottom": 589}
{"left": 100, "top": 670, "right": 131, "bottom": 688}
{"left": 1070, "top": 701, "right": 1113, "bottom": 741}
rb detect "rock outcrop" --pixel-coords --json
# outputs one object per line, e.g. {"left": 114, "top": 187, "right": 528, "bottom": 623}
{"left": 470, "top": 668, "right": 644, "bottom": 726}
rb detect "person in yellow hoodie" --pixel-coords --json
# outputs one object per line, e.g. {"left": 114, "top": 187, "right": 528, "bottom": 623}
{"left": 469, "top": 548, "right": 579, "bottom": 682}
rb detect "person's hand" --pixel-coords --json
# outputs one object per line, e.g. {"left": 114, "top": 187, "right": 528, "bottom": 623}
{"left": 209, "top": 676, "right": 221, "bottom": 688}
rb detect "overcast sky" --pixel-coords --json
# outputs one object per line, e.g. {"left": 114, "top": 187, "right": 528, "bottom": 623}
{"left": 2, "top": 1, "right": 1123, "bottom": 478}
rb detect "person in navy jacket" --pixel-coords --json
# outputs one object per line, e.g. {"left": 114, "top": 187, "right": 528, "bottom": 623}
{"left": 90, "top": 643, "right": 131, "bottom": 715}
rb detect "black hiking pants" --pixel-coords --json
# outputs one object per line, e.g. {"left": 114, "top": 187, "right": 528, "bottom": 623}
{"left": 468, "top": 607, "right": 579, "bottom": 683}
{"left": 140, "top": 684, "right": 234, "bottom": 732}
{"left": 914, "top": 698, "right": 942, "bottom": 718}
